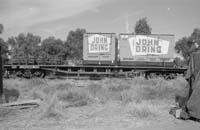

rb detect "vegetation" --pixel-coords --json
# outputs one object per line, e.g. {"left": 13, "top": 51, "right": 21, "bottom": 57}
{"left": 65, "top": 28, "right": 86, "bottom": 62}
{"left": 1, "top": 25, "right": 86, "bottom": 65}
{"left": 0, "top": 24, "right": 3, "bottom": 34}
{"left": 41, "top": 36, "right": 66, "bottom": 64}
{"left": 1, "top": 77, "right": 193, "bottom": 129}
{"left": 134, "top": 17, "right": 152, "bottom": 35}
{"left": 2, "top": 77, "right": 187, "bottom": 118}
{"left": 175, "top": 28, "right": 200, "bottom": 63}
{"left": 7, "top": 33, "right": 41, "bottom": 64}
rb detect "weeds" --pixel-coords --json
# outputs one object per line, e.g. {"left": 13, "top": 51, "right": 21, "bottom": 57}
{"left": 128, "top": 104, "right": 158, "bottom": 119}
{"left": 2, "top": 76, "right": 187, "bottom": 120}
{"left": 57, "top": 87, "right": 92, "bottom": 107}
{"left": 40, "top": 93, "right": 63, "bottom": 119}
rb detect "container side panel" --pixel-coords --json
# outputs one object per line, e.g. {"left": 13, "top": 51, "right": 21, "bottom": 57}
{"left": 119, "top": 34, "right": 175, "bottom": 64}
{"left": 83, "top": 33, "right": 116, "bottom": 65}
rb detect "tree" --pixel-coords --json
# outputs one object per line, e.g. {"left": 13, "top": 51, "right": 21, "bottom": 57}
{"left": 0, "top": 24, "right": 9, "bottom": 63}
{"left": 134, "top": 17, "right": 152, "bottom": 35}
{"left": 0, "top": 24, "right": 3, "bottom": 34}
{"left": 191, "top": 28, "right": 200, "bottom": 45}
{"left": 175, "top": 37, "right": 192, "bottom": 60}
{"left": 7, "top": 33, "right": 41, "bottom": 64}
{"left": 41, "top": 36, "right": 66, "bottom": 64}
{"left": 0, "top": 38, "right": 9, "bottom": 64}
{"left": 175, "top": 28, "right": 200, "bottom": 62}
{"left": 174, "top": 57, "right": 187, "bottom": 68}
{"left": 65, "top": 28, "right": 86, "bottom": 63}
{"left": 0, "top": 24, "right": 3, "bottom": 97}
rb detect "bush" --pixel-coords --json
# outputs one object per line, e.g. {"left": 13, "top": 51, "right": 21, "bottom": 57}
{"left": 2, "top": 88, "right": 20, "bottom": 103}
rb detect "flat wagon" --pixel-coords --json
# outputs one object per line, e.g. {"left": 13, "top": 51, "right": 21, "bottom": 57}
{"left": 3, "top": 33, "right": 186, "bottom": 79}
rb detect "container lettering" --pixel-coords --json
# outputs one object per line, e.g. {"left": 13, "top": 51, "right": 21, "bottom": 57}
{"left": 135, "top": 39, "right": 161, "bottom": 53}
{"left": 128, "top": 35, "right": 169, "bottom": 56}
{"left": 88, "top": 34, "right": 111, "bottom": 53}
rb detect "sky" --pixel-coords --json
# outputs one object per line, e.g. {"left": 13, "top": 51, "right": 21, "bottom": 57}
{"left": 0, "top": 0, "right": 200, "bottom": 41}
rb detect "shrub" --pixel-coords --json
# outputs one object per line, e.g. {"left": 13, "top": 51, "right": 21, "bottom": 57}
{"left": 2, "top": 88, "right": 20, "bottom": 103}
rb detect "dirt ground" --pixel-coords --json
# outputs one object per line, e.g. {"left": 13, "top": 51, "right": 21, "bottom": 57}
{"left": 1, "top": 101, "right": 200, "bottom": 130}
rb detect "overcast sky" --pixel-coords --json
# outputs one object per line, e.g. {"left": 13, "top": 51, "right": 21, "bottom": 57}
{"left": 0, "top": 0, "right": 199, "bottom": 41}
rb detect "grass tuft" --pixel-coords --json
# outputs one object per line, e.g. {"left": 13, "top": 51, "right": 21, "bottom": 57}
{"left": 40, "top": 93, "right": 63, "bottom": 119}
{"left": 128, "top": 103, "right": 158, "bottom": 119}
{"left": 57, "top": 87, "right": 92, "bottom": 107}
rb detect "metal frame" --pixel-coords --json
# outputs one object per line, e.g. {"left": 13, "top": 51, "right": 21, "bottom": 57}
{"left": 4, "top": 64, "right": 186, "bottom": 79}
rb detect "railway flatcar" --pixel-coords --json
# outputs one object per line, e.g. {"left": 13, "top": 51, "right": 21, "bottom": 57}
{"left": 3, "top": 33, "right": 186, "bottom": 79}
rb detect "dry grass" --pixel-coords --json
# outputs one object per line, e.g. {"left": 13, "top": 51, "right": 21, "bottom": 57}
{"left": 128, "top": 103, "right": 158, "bottom": 119}
{"left": 2, "top": 76, "right": 187, "bottom": 121}
{"left": 40, "top": 93, "right": 63, "bottom": 120}
{"left": 57, "top": 87, "right": 93, "bottom": 107}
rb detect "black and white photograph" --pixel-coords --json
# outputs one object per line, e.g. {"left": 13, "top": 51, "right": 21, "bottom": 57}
{"left": 0, "top": 0, "right": 200, "bottom": 130}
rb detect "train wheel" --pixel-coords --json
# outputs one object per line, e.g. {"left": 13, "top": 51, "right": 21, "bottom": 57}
{"left": 16, "top": 71, "right": 23, "bottom": 78}
{"left": 22, "top": 70, "right": 32, "bottom": 78}
{"left": 127, "top": 73, "right": 135, "bottom": 78}
{"left": 33, "top": 71, "right": 45, "bottom": 78}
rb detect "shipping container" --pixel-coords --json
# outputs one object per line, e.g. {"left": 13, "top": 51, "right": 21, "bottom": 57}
{"left": 118, "top": 34, "right": 175, "bottom": 67}
{"left": 83, "top": 33, "right": 117, "bottom": 65}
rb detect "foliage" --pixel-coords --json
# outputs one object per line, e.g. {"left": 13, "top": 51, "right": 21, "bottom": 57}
{"left": 7, "top": 33, "right": 41, "bottom": 64}
{"left": 65, "top": 28, "right": 86, "bottom": 62}
{"left": 134, "top": 17, "right": 152, "bottom": 35}
{"left": 0, "top": 24, "right": 3, "bottom": 34}
{"left": 174, "top": 57, "right": 187, "bottom": 68}
{"left": 175, "top": 28, "right": 200, "bottom": 61}
{"left": 191, "top": 28, "right": 200, "bottom": 44}
{"left": 4, "top": 28, "right": 87, "bottom": 65}
{"left": 41, "top": 37, "right": 66, "bottom": 64}
{"left": 175, "top": 37, "right": 193, "bottom": 60}
{"left": 0, "top": 38, "right": 9, "bottom": 64}
{"left": 0, "top": 24, "right": 8, "bottom": 63}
